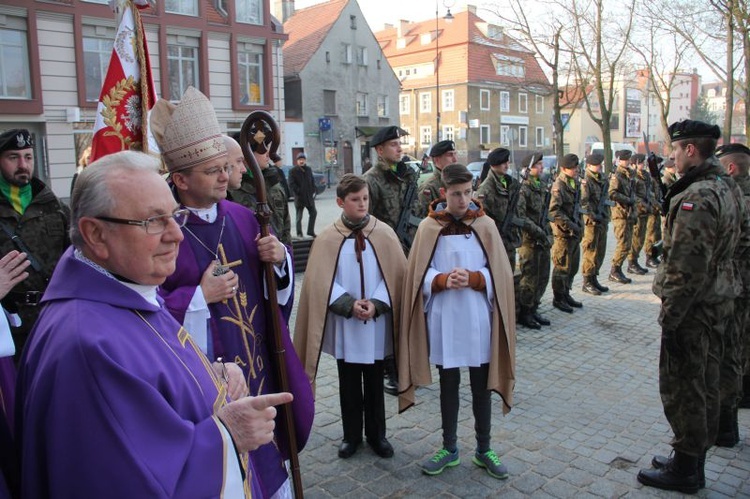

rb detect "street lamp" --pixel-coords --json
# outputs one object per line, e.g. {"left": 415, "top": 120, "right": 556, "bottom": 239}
{"left": 435, "top": 0, "right": 454, "bottom": 144}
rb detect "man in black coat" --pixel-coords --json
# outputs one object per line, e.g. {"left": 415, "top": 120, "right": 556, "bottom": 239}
{"left": 289, "top": 153, "right": 318, "bottom": 238}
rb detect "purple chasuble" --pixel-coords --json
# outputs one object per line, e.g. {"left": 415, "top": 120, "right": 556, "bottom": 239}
{"left": 16, "top": 248, "right": 262, "bottom": 498}
{"left": 0, "top": 357, "right": 15, "bottom": 499}
{"left": 160, "top": 200, "right": 314, "bottom": 498}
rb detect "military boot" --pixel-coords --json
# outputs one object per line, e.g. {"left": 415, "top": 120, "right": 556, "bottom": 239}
{"left": 591, "top": 275, "right": 609, "bottom": 293}
{"left": 609, "top": 265, "right": 632, "bottom": 284}
{"left": 627, "top": 259, "right": 648, "bottom": 275}
{"left": 517, "top": 307, "right": 541, "bottom": 330}
{"left": 715, "top": 405, "right": 739, "bottom": 447}
{"left": 645, "top": 256, "right": 660, "bottom": 268}
{"left": 532, "top": 309, "right": 551, "bottom": 326}
{"left": 582, "top": 277, "right": 602, "bottom": 296}
{"left": 651, "top": 451, "right": 706, "bottom": 489}
{"left": 565, "top": 294, "right": 583, "bottom": 308}
{"left": 552, "top": 293, "right": 574, "bottom": 313}
{"left": 637, "top": 451, "right": 701, "bottom": 494}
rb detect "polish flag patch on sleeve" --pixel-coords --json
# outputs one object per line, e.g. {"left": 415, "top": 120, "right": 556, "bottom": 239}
{"left": 681, "top": 202, "right": 695, "bottom": 211}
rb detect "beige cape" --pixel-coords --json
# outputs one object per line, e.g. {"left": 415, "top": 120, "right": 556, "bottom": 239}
{"left": 397, "top": 213, "right": 517, "bottom": 414}
{"left": 293, "top": 216, "right": 407, "bottom": 390}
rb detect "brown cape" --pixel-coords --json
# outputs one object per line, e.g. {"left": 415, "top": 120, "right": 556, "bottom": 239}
{"left": 397, "top": 211, "right": 517, "bottom": 414}
{"left": 293, "top": 216, "right": 407, "bottom": 391}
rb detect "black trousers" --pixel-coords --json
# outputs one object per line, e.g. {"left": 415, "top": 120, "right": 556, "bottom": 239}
{"left": 337, "top": 359, "right": 386, "bottom": 443}
{"left": 295, "top": 203, "right": 317, "bottom": 236}
{"left": 438, "top": 364, "right": 492, "bottom": 453}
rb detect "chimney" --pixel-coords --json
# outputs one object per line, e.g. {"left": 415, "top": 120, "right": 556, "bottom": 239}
{"left": 468, "top": 4, "right": 477, "bottom": 14}
{"left": 397, "top": 19, "right": 410, "bottom": 38}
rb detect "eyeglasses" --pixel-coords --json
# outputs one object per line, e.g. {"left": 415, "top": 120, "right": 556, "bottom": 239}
{"left": 96, "top": 208, "right": 190, "bottom": 234}
{"left": 195, "top": 164, "right": 233, "bottom": 176}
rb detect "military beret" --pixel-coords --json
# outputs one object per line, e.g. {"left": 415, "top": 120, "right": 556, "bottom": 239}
{"left": 715, "top": 143, "right": 750, "bottom": 158}
{"left": 616, "top": 150, "right": 632, "bottom": 161}
{"left": 441, "top": 163, "right": 473, "bottom": 186}
{"left": 668, "top": 119, "right": 721, "bottom": 142}
{"left": 630, "top": 153, "right": 646, "bottom": 164}
{"left": 560, "top": 153, "right": 579, "bottom": 169}
{"left": 370, "top": 126, "right": 408, "bottom": 148}
{"left": 296, "top": 152, "right": 306, "bottom": 159}
{"left": 0, "top": 129, "right": 34, "bottom": 154}
{"left": 487, "top": 147, "right": 510, "bottom": 166}
{"left": 521, "top": 152, "right": 543, "bottom": 168}
{"left": 429, "top": 140, "right": 456, "bottom": 158}
{"left": 586, "top": 153, "right": 604, "bottom": 166}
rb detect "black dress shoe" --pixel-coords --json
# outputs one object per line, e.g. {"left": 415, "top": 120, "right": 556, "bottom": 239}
{"left": 383, "top": 377, "right": 398, "bottom": 396}
{"left": 338, "top": 440, "right": 361, "bottom": 459}
{"left": 367, "top": 437, "right": 394, "bottom": 458}
{"left": 552, "top": 297, "right": 573, "bottom": 313}
{"left": 532, "top": 312, "right": 551, "bottom": 326}
{"left": 565, "top": 294, "right": 583, "bottom": 308}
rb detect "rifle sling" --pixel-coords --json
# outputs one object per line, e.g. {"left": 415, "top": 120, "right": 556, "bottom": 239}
{"left": 0, "top": 220, "right": 44, "bottom": 273}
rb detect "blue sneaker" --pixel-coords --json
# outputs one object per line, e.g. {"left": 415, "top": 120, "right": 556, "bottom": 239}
{"left": 472, "top": 450, "right": 509, "bottom": 479}
{"left": 421, "top": 448, "right": 460, "bottom": 475}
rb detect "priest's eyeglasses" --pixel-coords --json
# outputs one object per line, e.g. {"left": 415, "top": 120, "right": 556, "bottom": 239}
{"left": 96, "top": 208, "right": 190, "bottom": 234}
{"left": 197, "top": 164, "right": 233, "bottom": 176}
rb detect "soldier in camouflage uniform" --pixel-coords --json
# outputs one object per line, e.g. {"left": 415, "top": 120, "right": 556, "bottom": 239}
{"left": 662, "top": 157, "right": 677, "bottom": 188}
{"left": 548, "top": 154, "right": 583, "bottom": 313}
{"left": 607, "top": 150, "right": 637, "bottom": 284}
{"left": 627, "top": 154, "right": 650, "bottom": 275}
{"left": 638, "top": 120, "right": 741, "bottom": 494}
{"left": 643, "top": 156, "right": 664, "bottom": 268}
{"left": 476, "top": 148, "right": 521, "bottom": 270}
{"left": 515, "top": 152, "right": 552, "bottom": 329}
{"left": 714, "top": 143, "right": 750, "bottom": 445}
{"left": 416, "top": 140, "right": 457, "bottom": 218}
{"left": 0, "top": 129, "right": 70, "bottom": 360}
{"left": 579, "top": 153, "right": 610, "bottom": 295}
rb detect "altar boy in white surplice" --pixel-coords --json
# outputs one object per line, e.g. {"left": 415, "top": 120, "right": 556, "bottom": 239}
{"left": 398, "top": 163, "right": 517, "bottom": 480}
{"left": 294, "top": 174, "right": 406, "bottom": 460}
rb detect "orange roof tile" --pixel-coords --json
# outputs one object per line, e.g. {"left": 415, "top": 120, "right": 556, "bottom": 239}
{"left": 283, "top": 0, "right": 348, "bottom": 76}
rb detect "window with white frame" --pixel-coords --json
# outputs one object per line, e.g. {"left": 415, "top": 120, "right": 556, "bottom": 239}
{"left": 357, "top": 46, "right": 368, "bottom": 66}
{"left": 519, "top": 93, "right": 528, "bottom": 113}
{"left": 535, "top": 127, "right": 544, "bottom": 146}
{"left": 500, "top": 91, "right": 510, "bottom": 112}
{"left": 343, "top": 44, "right": 352, "bottom": 64}
{"left": 399, "top": 94, "right": 410, "bottom": 114}
{"left": 356, "top": 92, "right": 368, "bottom": 116}
{"left": 420, "top": 126, "right": 432, "bottom": 145}
{"left": 237, "top": 41, "right": 264, "bottom": 105}
{"left": 0, "top": 16, "right": 32, "bottom": 99}
{"left": 480, "top": 125, "right": 490, "bottom": 144}
{"left": 420, "top": 92, "right": 432, "bottom": 112}
{"left": 165, "top": 0, "right": 198, "bottom": 16}
{"left": 82, "top": 25, "right": 114, "bottom": 102}
{"left": 480, "top": 89, "right": 490, "bottom": 110}
{"left": 493, "top": 54, "right": 525, "bottom": 77}
{"left": 442, "top": 89, "right": 454, "bottom": 111}
{"left": 536, "top": 94, "right": 544, "bottom": 114}
{"left": 167, "top": 34, "right": 200, "bottom": 99}
{"left": 443, "top": 125, "right": 454, "bottom": 141}
{"left": 324, "top": 89, "right": 336, "bottom": 115}
{"left": 236, "top": 0, "right": 262, "bottom": 25}
{"left": 519, "top": 126, "right": 527, "bottom": 147}
{"left": 500, "top": 125, "right": 510, "bottom": 146}
{"left": 377, "top": 95, "right": 388, "bottom": 117}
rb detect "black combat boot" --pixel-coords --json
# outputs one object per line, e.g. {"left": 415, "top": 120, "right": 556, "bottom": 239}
{"left": 715, "top": 405, "right": 739, "bottom": 447}
{"left": 517, "top": 307, "right": 541, "bottom": 329}
{"left": 552, "top": 293, "right": 574, "bottom": 313}
{"left": 651, "top": 451, "right": 706, "bottom": 489}
{"left": 532, "top": 309, "right": 551, "bottom": 326}
{"left": 627, "top": 259, "right": 648, "bottom": 275}
{"left": 565, "top": 294, "right": 583, "bottom": 308}
{"left": 609, "top": 265, "right": 632, "bottom": 284}
{"left": 591, "top": 275, "right": 609, "bottom": 292}
{"left": 582, "top": 277, "right": 602, "bottom": 296}
{"left": 645, "top": 256, "right": 660, "bottom": 268}
{"left": 637, "top": 450, "right": 701, "bottom": 494}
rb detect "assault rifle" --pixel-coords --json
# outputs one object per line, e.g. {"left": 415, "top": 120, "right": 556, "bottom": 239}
{"left": 643, "top": 131, "right": 666, "bottom": 208}
{"left": 395, "top": 175, "right": 421, "bottom": 254}
{"left": 593, "top": 175, "right": 614, "bottom": 222}
{"left": 570, "top": 178, "right": 587, "bottom": 236}
{"left": 500, "top": 179, "right": 524, "bottom": 247}
{"left": 536, "top": 176, "right": 553, "bottom": 247}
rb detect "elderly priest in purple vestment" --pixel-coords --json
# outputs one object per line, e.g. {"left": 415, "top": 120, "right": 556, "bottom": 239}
{"left": 151, "top": 87, "right": 314, "bottom": 499}
{"left": 15, "top": 151, "right": 294, "bottom": 497}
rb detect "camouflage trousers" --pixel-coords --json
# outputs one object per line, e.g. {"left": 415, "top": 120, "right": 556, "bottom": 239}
{"left": 581, "top": 221, "right": 608, "bottom": 277}
{"left": 629, "top": 214, "right": 649, "bottom": 261}
{"left": 659, "top": 301, "right": 732, "bottom": 455}
{"left": 720, "top": 296, "right": 749, "bottom": 407}
{"left": 643, "top": 213, "right": 662, "bottom": 257}
{"left": 551, "top": 236, "right": 580, "bottom": 296}
{"left": 517, "top": 239, "right": 551, "bottom": 310}
{"left": 610, "top": 218, "right": 634, "bottom": 267}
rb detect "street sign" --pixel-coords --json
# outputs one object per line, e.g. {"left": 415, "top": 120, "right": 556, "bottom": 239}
{"left": 318, "top": 117, "right": 332, "bottom": 131}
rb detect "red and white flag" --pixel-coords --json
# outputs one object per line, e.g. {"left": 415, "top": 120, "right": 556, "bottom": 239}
{"left": 90, "top": 0, "right": 158, "bottom": 162}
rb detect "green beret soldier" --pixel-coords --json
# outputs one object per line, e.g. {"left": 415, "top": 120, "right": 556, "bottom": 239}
{"left": 607, "top": 150, "right": 637, "bottom": 284}
{"left": 627, "top": 153, "right": 651, "bottom": 275}
{"left": 579, "top": 153, "right": 610, "bottom": 295}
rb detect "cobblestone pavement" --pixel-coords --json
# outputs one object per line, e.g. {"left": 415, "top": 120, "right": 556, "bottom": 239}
{"left": 288, "top": 191, "right": 750, "bottom": 498}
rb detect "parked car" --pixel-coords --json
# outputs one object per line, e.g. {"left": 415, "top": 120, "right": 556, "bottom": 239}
{"left": 466, "top": 161, "right": 484, "bottom": 190}
{"left": 404, "top": 157, "right": 435, "bottom": 185}
{"left": 279, "top": 165, "right": 327, "bottom": 201}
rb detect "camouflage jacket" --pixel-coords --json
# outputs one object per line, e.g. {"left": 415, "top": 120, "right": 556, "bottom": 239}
{"left": 417, "top": 171, "right": 443, "bottom": 218}
{"left": 608, "top": 165, "right": 636, "bottom": 221}
{"left": 726, "top": 173, "right": 750, "bottom": 295}
{"left": 580, "top": 170, "right": 610, "bottom": 224}
{"left": 364, "top": 159, "right": 419, "bottom": 231}
{"left": 653, "top": 159, "right": 742, "bottom": 332}
{"left": 228, "top": 170, "right": 291, "bottom": 246}
{"left": 476, "top": 169, "right": 521, "bottom": 249}
{"left": 0, "top": 177, "right": 70, "bottom": 298}
{"left": 650, "top": 172, "right": 663, "bottom": 215}
{"left": 516, "top": 175, "right": 550, "bottom": 244}
{"left": 549, "top": 171, "right": 582, "bottom": 239}
{"left": 634, "top": 169, "right": 652, "bottom": 216}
